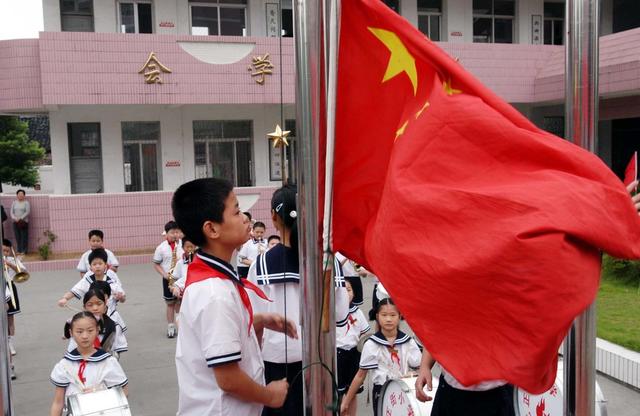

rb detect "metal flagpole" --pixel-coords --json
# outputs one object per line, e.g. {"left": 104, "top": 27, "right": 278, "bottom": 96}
{"left": 563, "top": 1, "right": 599, "bottom": 415}
{"left": 0, "top": 224, "right": 14, "bottom": 415}
{"left": 294, "top": 0, "right": 336, "bottom": 414}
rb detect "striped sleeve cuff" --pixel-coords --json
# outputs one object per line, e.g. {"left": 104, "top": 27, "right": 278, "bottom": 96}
{"left": 336, "top": 316, "right": 348, "bottom": 327}
{"left": 50, "top": 378, "right": 70, "bottom": 388}
{"left": 109, "top": 379, "right": 129, "bottom": 388}
{"left": 360, "top": 325, "right": 371, "bottom": 335}
{"left": 360, "top": 364, "right": 378, "bottom": 370}
{"left": 71, "top": 290, "right": 82, "bottom": 299}
{"left": 206, "top": 352, "right": 242, "bottom": 367}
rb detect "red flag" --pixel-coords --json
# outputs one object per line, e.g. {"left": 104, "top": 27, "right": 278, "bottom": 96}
{"left": 623, "top": 151, "right": 637, "bottom": 186}
{"left": 331, "top": 0, "right": 640, "bottom": 393}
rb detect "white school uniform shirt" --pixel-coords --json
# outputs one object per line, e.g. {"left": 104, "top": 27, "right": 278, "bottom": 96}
{"left": 248, "top": 243, "right": 302, "bottom": 363}
{"left": 3, "top": 256, "right": 26, "bottom": 280}
{"left": 72, "top": 270, "right": 124, "bottom": 313}
{"left": 359, "top": 331, "right": 422, "bottom": 386}
{"left": 176, "top": 252, "right": 264, "bottom": 416}
{"left": 67, "top": 317, "right": 128, "bottom": 355}
{"left": 173, "top": 255, "right": 192, "bottom": 292}
{"left": 153, "top": 240, "right": 184, "bottom": 273}
{"left": 76, "top": 249, "right": 119, "bottom": 274}
{"left": 337, "top": 305, "right": 370, "bottom": 350}
{"left": 50, "top": 348, "right": 128, "bottom": 398}
{"left": 237, "top": 238, "right": 267, "bottom": 265}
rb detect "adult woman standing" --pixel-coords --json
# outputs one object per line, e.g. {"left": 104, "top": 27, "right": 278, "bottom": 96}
{"left": 10, "top": 190, "right": 30, "bottom": 255}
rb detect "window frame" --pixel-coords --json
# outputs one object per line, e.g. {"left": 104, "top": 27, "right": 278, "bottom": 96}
{"left": 117, "top": 0, "right": 154, "bottom": 34}
{"left": 189, "top": 1, "right": 249, "bottom": 36}
{"left": 472, "top": 0, "right": 516, "bottom": 44}
{"left": 543, "top": 2, "right": 564, "bottom": 45}
{"left": 417, "top": 0, "right": 443, "bottom": 41}
{"left": 60, "top": 0, "right": 95, "bottom": 32}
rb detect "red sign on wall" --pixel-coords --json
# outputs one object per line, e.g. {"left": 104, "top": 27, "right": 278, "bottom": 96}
{"left": 159, "top": 21, "right": 175, "bottom": 28}
{"left": 165, "top": 160, "right": 181, "bottom": 167}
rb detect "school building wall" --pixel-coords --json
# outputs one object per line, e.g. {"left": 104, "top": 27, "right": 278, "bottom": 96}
{"left": 0, "top": 186, "right": 278, "bottom": 259}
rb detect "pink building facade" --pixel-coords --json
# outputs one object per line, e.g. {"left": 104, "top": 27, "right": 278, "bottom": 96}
{"left": 1, "top": 0, "right": 640, "bottom": 255}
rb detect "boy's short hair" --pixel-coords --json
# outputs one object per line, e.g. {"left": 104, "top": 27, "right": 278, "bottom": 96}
{"left": 172, "top": 178, "right": 234, "bottom": 247}
{"left": 267, "top": 235, "right": 280, "bottom": 243}
{"left": 243, "top": 211, "right": 252, "bottom": 221}
{"left": 253, "top": 221, "right": 266, "bottom": 230}
{"left": 164, "top": 221, "right": 179, "bottom": 233}
{"left": 181, "top": 235, "right": 195, "bottom": 246}
{"left": 2, "top": 239, "right": 12, "bottom": 248}
{"left": 88, "top": 229, "right": 104, "bottom": 240}
{"left": 88, "top": 248, "right": 109, "bottom": 264}
{"left": 89, "top": 280, "right": 112, "bottom": 298}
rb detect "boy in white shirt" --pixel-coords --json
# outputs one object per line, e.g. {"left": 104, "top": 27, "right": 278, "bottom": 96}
{"left": 77, "top": 230, "right": 119, "bottom": 277}
{"left": 236, "top": 221, "right": 267, "bottom": 278}
{"left": 172, "top": 177, "right": 297, "bottom": 416}
{"left": 153, "top": 221, "right": 184, "bottom": 338}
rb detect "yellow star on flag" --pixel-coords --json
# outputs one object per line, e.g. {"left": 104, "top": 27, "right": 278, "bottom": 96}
{"left": 368, "top": 27, "right": 418, "bottom": 96}
{"left": 443, "top": 79, "right": 462, "bottom": 96}
{"left": 267, "top": 124, "right": 291, "bottom": 148}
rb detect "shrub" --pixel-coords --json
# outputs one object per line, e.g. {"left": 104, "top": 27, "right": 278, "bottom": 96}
{"left": 37, "top": 230, "right": 57, "bottom": 260}
{"left": 601, "top": 254, "right": 640, "bottom": 287}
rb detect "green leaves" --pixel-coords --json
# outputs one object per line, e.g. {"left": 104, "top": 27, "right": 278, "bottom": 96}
{"left": 0, "top": 116, "right": 46, "bottom": 187}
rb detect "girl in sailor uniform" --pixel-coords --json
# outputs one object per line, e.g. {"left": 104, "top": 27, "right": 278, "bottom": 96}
{"left": 170, "top": 236, "right": 197, "bottom": 299}
{"left": 337, "top": 275, "right": 371, "bottom": 413}
{"left": 340, "top": 298, "right": 421, "bottom": 416}
{"left": 248, "top": 185, "right": 304, "bottom": 415}
{"left": 50, "top": 312, "right": 128, "bottom": 416}
{"left": 65, "top": 286, "right": 127, "bottom": 359}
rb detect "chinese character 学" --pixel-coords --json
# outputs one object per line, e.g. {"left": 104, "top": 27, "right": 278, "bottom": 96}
{"left": 138, "top": 52, "right": 172, "bottom": 84}
{"left": 248, "top": 53, "right": 274, "bottom": 85}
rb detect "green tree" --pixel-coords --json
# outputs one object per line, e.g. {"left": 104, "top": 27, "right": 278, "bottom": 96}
{"left": 0, "top": 116, "right": 45, "bottom": 187}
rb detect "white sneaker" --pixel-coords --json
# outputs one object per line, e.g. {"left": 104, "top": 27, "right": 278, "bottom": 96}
{"left": 8, "top": 338, "right": 16, "bottom": 356}
{"left": 167, "top": 323, "right": 176, "bottom": 338}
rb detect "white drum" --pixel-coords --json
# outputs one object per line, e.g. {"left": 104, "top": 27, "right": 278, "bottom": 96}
{"left": 66, "top": 386, "right": 131, "bottom": 416}
{"left": 379, "top": 376, "right": 439, "bottom": 416}
{"left": 514, "top": 360, "right": 607, "bottom": 416}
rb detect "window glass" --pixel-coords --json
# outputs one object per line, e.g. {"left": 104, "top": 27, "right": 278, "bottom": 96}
{"left": 494, "top": 0, "right": 515, "bottom": 16}
{"left": 282, "top": 8, "right": 293, "bottom": 37}
{"left": 191, "top": 6, "right": 219, "bottom": 35}
{"left": 382, "top": 0, "right": 400, "bottom": 13}
{"left": 494, "top": 18, "right": 513, "bottom": 43}
{"left": 544, "top": 2, "right": 564, "bottom": 18}
{"left": 138, "top": 3, "right": 153, "bottom": 33}
{"left": 120, "top": 3, "right": 135, "bottom": 33}
{"left": 61, "top": 0, "right": 94, "bottom": 32}
{"left": 417, "top": 0, "right": 441, "bottom": 12}
{"left": 473, "top": 17, "right": 492, "bottom": 42}
{"left": 473, "top": 0, "right": 492, "bottom": 15}
{"left": 220, "top": 7, "right": 246, "bottom": 36}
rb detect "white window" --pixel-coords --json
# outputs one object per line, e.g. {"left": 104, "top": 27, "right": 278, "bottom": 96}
{"left": 473, "top": 0, "right": 515, "bottom": 43}
{"left": 544, "top": 2, "right": 564, "bottom": 45}
{"left": 189, "top": 0, "right": 248, "bottom": 36}
{"left": 60, "top": 0, "right": 94, "bottom": 32}
{"left": 417, "top": 0, "right": 442, "bottom": 41}
{"left": 118, "top": 1, "right": 153, "bottom": 34}
{"left": 122, "top": 122, "right": 161, "bottom": 192}
{"left": 194, "top": 121, "right": 253, "bottom": 187}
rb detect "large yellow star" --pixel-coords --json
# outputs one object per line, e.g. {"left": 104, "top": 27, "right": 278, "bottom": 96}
{"left": 443, "top": 79, "right": 462, "bottom": 96}
{"left": 267, "top": 124, "right": 291, "bottom": 148}
{"left": 368, "top": 27, "right": 418, "bottom": 96}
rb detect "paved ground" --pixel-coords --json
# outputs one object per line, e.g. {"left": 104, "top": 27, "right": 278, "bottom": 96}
{"left": 7, "top": 263, "right": 640, "bottom": 415}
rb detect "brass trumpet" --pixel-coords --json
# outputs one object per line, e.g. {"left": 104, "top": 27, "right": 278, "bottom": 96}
{"left": 167, "top": 243, "right": 178, "bottom": 287}
{"left": 9, "top": 247, "right": 29, "bottom": 283}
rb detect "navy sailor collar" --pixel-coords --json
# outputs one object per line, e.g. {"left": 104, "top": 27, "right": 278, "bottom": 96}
{"left": 196, "top": 250, "right": 240, "bottom": 283}
{"left": 64, "top": 348, "right": 111, "bottom": 362}
{"left": 255, "top": 243, "right": 299, "bottom": 285}
{"left": 368, "top": 330, "right": 411, "bottom": 347}
{"left": 85, "top": 274, "right": 114, "bottom": 284}
{"left": 349, "top": 304, "right": 359, "bottom": 314}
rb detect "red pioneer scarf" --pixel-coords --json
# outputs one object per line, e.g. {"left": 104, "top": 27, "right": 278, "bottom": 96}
{"left": 185, "top": 255, "right": 270, "bottom": 334}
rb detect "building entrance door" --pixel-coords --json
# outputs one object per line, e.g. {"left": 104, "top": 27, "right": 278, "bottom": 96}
{"left": 123, "top": 140, "right": 160, "bottom": 192}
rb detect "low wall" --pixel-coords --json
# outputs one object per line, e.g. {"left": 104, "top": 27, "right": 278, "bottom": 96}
{"left": 0, "top": 186, "right": 277, "bottom": 255}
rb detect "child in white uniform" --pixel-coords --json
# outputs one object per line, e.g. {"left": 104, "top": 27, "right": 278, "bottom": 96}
{"left": 337, "top": 276, "right": 370, "bottom": 411}
{"left": 3, "top": 238, "right": 25, "bottom": 357}
{"left": 76, "top": 229, "right": 119, "bottom": 277}
{"left": 237, "top": 221, "right": 267, "bottom": 278}
{"left": 153, "top": 221, "right": 184, "bottom": 338}
{"left": 172, "top": 177, "right": 297, "bottom": 416}
{"left": 341, "top": 298, "right": 421, "bottom": 416}
{"left": 171, "top": 237, "right": 197, "bottom": 299}
{"left": 50, "top": 312, "right": 128, "bottom": 416}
